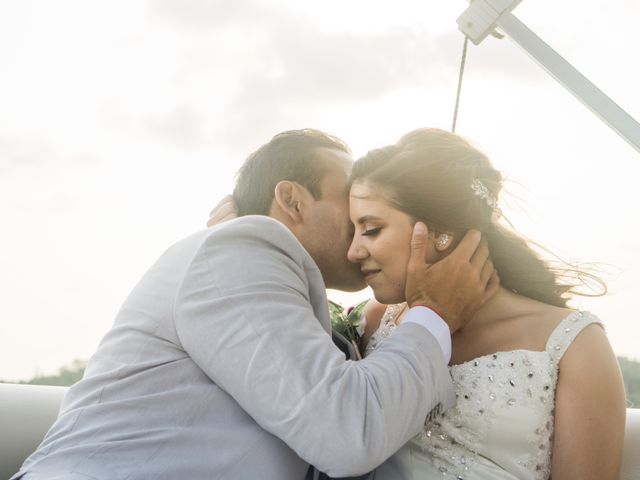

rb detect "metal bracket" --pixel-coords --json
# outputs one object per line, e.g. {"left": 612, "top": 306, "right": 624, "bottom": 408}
{"left": 457, "top": 0, "right": 523, "bottom": 45}
{"left": 456, "top": 0, "right": 640, "bottom": 154}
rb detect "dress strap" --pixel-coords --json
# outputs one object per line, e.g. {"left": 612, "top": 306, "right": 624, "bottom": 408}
{"left": 545, "top": 311, "right": 603, "bottom": 365}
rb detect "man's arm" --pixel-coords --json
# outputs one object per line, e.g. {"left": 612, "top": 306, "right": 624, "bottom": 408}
{"left": 174, "top": 217, "right": 452, "bottom": 477}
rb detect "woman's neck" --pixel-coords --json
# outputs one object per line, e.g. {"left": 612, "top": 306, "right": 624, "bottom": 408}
{"left": 463, "top": 287, "right": 542, "bottom": 330}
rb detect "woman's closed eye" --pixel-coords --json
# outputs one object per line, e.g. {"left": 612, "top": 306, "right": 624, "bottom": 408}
{"left": 362, "top": 227, "right": 382, "bottom": 236}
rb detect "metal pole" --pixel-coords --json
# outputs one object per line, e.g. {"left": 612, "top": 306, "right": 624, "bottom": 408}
{"left": 496, "top": 12, "right": 640, "bottom": 154}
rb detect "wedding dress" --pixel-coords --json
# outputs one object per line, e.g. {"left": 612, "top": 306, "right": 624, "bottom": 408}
{"left": 365, "top": 305, "right": 602, "bottom": 480}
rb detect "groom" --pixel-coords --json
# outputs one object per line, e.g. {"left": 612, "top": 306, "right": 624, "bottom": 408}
{"left": 13, "top": 129, "right": 495, "bottom": 480}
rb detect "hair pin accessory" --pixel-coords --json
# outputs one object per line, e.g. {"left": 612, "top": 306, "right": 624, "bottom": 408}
{"left": 471, "top": 178, "right": 499, "bottom": 211}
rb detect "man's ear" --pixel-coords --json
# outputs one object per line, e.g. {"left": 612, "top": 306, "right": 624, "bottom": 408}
{"left": 273, "top": 181, "right": 304, "bottom": 223}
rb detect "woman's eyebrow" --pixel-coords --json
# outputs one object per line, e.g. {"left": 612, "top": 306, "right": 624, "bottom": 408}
{"left": 356, "top": 215, "right": 384, "bottom": 224}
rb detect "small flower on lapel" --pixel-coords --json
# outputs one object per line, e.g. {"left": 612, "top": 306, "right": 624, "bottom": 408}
{"left": 329, "top": 299, "right": 367, "bottom": 346}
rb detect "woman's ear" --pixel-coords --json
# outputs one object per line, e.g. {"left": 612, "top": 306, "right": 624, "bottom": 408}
{"left": 273, "top": 181, "right": 303, "bottom": 223}
{"left": 434, "top": 232, "right": 453, "bottom": 252}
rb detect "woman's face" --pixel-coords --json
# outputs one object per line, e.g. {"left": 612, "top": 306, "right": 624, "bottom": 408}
{"left": 348, "top": 182, "right": 437, "bottom": 304}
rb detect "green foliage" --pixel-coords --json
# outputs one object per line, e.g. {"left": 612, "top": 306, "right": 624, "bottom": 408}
{"left": 329, "top": 299, "right": 367, "bottom": 345}
{"left": 619, "top": 356, "right": 640, "bottom": 407}
{"left": 15, "top": 359, "right": 86, "bottom": 387}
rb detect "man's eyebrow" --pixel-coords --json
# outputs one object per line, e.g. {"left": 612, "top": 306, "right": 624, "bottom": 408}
{"left": 355, "top": 215, "right": 383, "bottom": 224}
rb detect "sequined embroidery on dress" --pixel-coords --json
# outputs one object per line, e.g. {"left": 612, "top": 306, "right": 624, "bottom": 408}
{"left": 365, "top": 308, "right": 603, "bottom": 480}
{"left": 363, "top": 303, "right": 405, "bottom": 357}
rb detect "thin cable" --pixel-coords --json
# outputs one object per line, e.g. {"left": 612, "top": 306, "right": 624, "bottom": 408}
{"left": 451, "top": 35, "right": 469, "bottom": 133}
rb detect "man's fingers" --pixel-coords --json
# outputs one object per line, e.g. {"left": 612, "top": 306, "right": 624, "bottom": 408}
{"left": 208, "top": 211, "right": 236, "bottom": 227}
{"left": 207, "top": 210, "right": 234, "bottom": 227}
{"left": 216, "top": 201, "right": 234, "bottom": 219}
{"left": 479, "top": 258, "right": 494, "bottom": 287}
{"left": 408, "top": 222, "right": 430, "bottom": 271}
{"left": 207, "top": 207, "right": 232, "bottom": 227}
{"left": 485, "top": 270, "right": 500, "bottom": 300}
{"left": 469, "top": 237, "right": 490, "bottom": 270}
{"left": 209, "top": 195, "right": 234, "bottom": 216}
{"left": 207, "top": 195, "right": 238, "bottom": 227}
{"left": 448, "top": 229, "right": 482, "bottom": 263}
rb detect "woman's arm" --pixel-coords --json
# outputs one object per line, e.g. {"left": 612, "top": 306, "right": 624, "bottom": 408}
{"left": 551, "top": 323, "right": 626, "bottom": 479}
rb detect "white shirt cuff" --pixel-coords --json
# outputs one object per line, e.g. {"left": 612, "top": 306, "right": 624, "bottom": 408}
{"left": 403, "top": 307, "right": 452, "bottom": 363}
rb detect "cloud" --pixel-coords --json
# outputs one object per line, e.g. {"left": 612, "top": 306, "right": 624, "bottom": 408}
{"left": 0, "top": 138, "right": 55, "bottom": 175}
{"left": 0, "top": 136, "right": 103, "bottom": 179}
{"left": 151, "top": 0, "right": 267, "bottom": 28}
{"left": 145, "top": 105, "right": 214, "bottom": 150}
{"left": 102, "top": 0, "right": 554, "bottom": 154}
{"left": 212, "top": 25, "right": 462, "bottom": 146}
{"left": 148, "top": 0, "right": 549, "bottom": 149}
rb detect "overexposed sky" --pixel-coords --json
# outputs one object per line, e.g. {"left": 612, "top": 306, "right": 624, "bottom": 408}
{"left": 1, "top": 0, "right": 638, "bottom": 380}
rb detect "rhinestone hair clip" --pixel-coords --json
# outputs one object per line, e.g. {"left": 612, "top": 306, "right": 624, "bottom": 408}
{"left": 471, "top": 178, "right": 499, "bottom": 211}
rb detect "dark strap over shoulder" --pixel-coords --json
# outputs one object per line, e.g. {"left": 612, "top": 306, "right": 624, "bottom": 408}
{"left": 319, "top": 472, "right": 375, "bottom": 480}
{"left": 305, "top": 466, "right": 375, "bottom": 480}
{"left": 331, "top": 330, "right": 360, "bottom": 361}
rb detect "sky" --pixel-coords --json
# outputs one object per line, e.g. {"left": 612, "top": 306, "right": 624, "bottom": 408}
{"left": 1, "top": 0, "right": 639, "bottom": 381}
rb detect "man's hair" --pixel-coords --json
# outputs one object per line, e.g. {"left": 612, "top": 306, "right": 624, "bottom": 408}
{"left": 233, "top": 129, "right": 351, "bottom": 216}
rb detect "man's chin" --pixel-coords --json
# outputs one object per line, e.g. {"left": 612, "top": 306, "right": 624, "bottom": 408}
{"left": 335, "top": 281, "right": 367, "bottom": 292}
{"left": 328, "top": 278, "right": 366, "bottom": 292}
{"left": 326, "top": 271, "right": 367, "bottom": 292}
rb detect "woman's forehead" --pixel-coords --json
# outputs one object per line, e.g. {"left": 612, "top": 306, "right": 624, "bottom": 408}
{"left": 350, "top": 181, "right": 385, "bottom": 199}
{"left": 349, "top": 187, "right": 395, "bottom": 217}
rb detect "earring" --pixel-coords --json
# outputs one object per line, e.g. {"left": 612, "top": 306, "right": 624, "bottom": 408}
{"left": 436, "top": 234, "right": 451, "bottom": 249}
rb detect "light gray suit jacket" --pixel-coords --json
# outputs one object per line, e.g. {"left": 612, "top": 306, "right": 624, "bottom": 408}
{"left": 13, "top": 216, "right": 454, "bottom": 480}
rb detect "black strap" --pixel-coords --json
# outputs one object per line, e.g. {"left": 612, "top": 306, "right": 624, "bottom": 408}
{"left": 318, "top": 472, "right": 375, "bottom": 480}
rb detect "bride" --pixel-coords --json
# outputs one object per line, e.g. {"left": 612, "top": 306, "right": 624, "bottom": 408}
{"left": 346, "top": 128, "right": 626, "bottom": 479}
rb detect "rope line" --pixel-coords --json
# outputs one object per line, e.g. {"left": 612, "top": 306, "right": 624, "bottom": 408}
{"left": 451, "top": 35, "right": 469, "bottom": 133}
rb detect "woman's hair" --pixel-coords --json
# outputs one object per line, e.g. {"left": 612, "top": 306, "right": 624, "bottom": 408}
{"left": 350, "top": 128, "right": 604, "bottom": 307}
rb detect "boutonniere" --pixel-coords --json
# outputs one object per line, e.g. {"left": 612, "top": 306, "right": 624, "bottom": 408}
{"left": 329, "top": 299, "right": 367, "bottom": 346}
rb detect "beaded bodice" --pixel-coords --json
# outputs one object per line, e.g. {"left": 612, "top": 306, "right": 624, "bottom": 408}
{"left": 363, "top": 303, "right": 404, "bottom": 357}
{"left": 366, "top": 307, "right": 602, "bottom": 480}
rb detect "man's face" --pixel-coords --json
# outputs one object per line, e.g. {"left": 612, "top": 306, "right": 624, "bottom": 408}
{"left": 301, "top": 148, "right": 366, "bottom": 292}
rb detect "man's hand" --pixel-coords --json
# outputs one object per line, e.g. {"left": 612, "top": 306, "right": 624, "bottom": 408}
{"left": 206, "top": 195, "right": 238, "bottom": 227}
{"left": 404, "top": 222, "right": 499, "bottom": 333}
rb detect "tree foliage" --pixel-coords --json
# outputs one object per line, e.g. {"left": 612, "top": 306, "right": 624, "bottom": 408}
{"left": 619, "top": 356, "right": 640, "bottom": 407}
{"left": 7, "top": 359, "right": 87, "bottom": 387}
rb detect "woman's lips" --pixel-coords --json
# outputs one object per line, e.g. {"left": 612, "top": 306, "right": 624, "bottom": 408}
{"left": 362, "top": 269, "right": 381, "bottom": 283}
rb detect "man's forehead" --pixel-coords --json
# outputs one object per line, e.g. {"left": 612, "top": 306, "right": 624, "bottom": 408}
{"left": 315, "top": 147, "right": 353, "bottom": 170}
{"left": 315, "top": 148, "right": 352, "bottom": 194}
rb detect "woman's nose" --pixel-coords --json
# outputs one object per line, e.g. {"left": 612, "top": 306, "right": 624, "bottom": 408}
{"left": 347, "top": 237, "right": 367, "bottom": 263}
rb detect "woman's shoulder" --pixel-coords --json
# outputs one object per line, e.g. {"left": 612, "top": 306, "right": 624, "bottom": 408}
{"left": 514, "top": 303, "right": 606, "bottom": 366}
{"left": 362, "top": 299, "right": 389, "bottom": 326}
{"left": 544, "top": 309, "right": 606, "bottom": 364}
{"left": 531, "top": 305, "right": 601, "bottom": 342}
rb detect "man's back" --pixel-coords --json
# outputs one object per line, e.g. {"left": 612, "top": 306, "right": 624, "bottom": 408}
{"left": 14, "top": 216, "right": 324, "bottom": 480}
